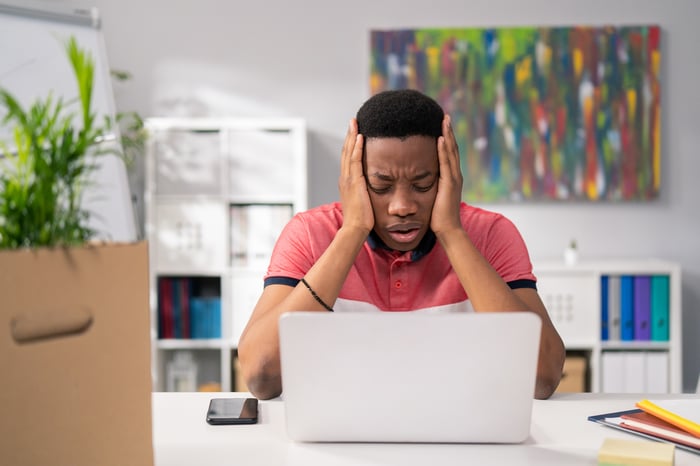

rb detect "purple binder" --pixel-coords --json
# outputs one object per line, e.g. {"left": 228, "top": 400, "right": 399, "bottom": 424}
{"left": 634, "top": 276, "right": 651, "bottom": 340}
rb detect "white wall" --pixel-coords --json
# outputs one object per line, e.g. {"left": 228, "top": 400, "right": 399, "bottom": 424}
{"left": 72, "top": 0, "right": 698, "bottom": 390}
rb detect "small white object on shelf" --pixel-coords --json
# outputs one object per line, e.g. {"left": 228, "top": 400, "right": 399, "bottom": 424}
{"left": 166, "top": 350, "right": 198, "bottom": 392}
{"left": 564, "top": 239, "right": 578, "bottom": 266}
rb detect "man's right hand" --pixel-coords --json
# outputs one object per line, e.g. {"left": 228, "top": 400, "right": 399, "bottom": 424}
{"left": 338, "top": 118, "right": 374, "bottom": 235}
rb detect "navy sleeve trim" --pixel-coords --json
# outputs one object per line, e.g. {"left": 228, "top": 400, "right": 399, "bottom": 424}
{"left": 264, "top": 276, "right": 299, "bottom": 288}
{"left": 507, "top": 279, "right": 537, "bottom": 291}
{"left": 266, "top": 277, "right": 537, "bottom": 291}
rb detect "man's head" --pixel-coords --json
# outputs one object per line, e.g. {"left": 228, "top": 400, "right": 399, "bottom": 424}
{"left": 356, "top": 89, "right": 444, "bottom": 140}
{"left": 356, "top": 90, "right": 445, "bottom": 252}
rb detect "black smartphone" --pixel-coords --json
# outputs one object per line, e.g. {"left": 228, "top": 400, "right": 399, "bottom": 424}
{"left": 206, "top": 397, "right": 258, "bottom": 425}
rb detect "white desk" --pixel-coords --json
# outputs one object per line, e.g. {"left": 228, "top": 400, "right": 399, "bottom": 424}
{"left": 153, "top": 392, "right": 699, "bottom": 466}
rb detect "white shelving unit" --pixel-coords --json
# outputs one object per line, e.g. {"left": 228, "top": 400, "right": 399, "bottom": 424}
{"left": 534, "top": 259, "right": 682, "bottom": 393}
{"left": 144, "top": 117, "right": 307, "bottom": 392}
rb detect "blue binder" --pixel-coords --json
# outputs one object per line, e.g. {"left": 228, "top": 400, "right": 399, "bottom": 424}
{"left": 601, "top": 275, "right": 609, "bottom": 341}
{"left": 620, "top": 275, "right": 635, "bottom": 341}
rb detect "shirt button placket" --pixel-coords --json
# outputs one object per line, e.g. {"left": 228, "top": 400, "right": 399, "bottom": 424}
{"left": 390, "top": 256, "right": 409, "bottom": 308}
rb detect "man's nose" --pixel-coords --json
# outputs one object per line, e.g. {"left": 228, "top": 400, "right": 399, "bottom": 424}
{"left": 387, "top": 188, "right": 417, "bottom": 217}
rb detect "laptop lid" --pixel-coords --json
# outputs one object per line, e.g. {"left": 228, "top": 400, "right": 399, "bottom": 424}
{"left": 278, "top": 311, "right": 541, "bottom": 443}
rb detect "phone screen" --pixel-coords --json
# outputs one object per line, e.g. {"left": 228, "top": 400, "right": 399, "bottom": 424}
{"left": 206, "top": 397, "right": 258, "bottom": 425}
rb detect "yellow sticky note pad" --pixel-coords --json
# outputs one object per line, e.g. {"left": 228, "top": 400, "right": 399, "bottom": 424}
{"left": 598, "top": 438, "right": 675, "bottom": 466}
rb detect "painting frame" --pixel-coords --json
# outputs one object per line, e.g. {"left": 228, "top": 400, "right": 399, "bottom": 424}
{"left": 370, "top": 25, "right": 661, "bottom": 202}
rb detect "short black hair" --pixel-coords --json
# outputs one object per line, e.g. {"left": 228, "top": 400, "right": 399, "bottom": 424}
{"left": 356, "top": 89, "right": 444, "bottom": 140}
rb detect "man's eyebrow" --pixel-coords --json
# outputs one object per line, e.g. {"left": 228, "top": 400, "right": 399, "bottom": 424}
{"left": 369, "top": 171, "right": 434, "bottom": 182}
{"left": 369, "top": 173, "right": 394, "bottom": 182}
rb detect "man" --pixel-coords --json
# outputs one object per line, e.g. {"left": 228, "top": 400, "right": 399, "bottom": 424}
{"left": 238, "top": 89, "right": 565, "bottom": 400}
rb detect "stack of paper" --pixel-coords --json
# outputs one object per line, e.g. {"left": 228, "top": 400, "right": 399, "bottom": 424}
{"left": 619, "top": 411, "right": 700, "bottom": 450}
{"left": 589, "top": 399, "right": 700, "bottom": 456}
{"left": 636, "top": 399, "right": 700, "bottom": 437}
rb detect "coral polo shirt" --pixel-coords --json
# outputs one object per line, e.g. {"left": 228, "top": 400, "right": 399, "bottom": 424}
{"left": 264, "top": 202, "right": 536, "bottom": 313}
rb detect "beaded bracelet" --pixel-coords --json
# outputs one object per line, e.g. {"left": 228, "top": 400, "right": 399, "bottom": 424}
{"left": 300, "top": 277, "right": 334, "bottom": 312}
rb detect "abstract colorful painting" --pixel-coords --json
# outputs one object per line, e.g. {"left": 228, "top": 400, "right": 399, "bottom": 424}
{"left": 370, "top": 26, "right": 661, "bottom": 202}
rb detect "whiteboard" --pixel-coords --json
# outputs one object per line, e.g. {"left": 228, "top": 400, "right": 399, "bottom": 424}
{"left": 0, "top": 1, "right": 136, "bottom": 242}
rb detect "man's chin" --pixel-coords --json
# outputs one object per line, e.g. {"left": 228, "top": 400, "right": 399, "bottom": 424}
{"left": 384, "top": 237, "right": 422, "bottom": 252}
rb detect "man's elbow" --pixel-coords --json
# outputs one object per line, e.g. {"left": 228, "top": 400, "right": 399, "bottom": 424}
{"left": 534, "top": 356, "right": 565, "bottom": 399}
{"left": 534, "top": 377, "right": 559, "bottom": 400}
{"left": 246, "top": 371, "right": 283, "bottom": 400}
{"left": 239, "top": 355, "right": 283, "bottom": 400}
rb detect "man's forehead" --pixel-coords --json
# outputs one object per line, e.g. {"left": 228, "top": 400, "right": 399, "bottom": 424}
{"left": 364, "top": 137, "right": 438, "bottom": 168}
{"left": 367, "top": 170, "right": 433, "bottom": 182}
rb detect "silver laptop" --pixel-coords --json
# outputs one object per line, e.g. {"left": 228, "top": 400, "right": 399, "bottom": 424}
{"left": 278, "top": 311, "right": 541, "bottom": 443}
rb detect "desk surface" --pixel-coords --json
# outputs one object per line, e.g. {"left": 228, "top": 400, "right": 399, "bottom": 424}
{"left": 153, "top": 392, "right": 699, "bottom": 466}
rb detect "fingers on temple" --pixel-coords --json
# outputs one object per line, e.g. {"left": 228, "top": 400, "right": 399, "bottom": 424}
{"left": 350, "top": 133, "right": 364, "bottom": 177}
{"left": 443, "top": 115, "right": 459, "bottom": 154}
{"left": 341, "top": 119, "right": 357, "bottom": 172}
{"left": 440, "top": 115, "right": 460, "bottom": 172}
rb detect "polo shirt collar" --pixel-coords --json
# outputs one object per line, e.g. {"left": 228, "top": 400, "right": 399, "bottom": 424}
{"left": 367, "top": 229, "right": 437, "bottom": 261}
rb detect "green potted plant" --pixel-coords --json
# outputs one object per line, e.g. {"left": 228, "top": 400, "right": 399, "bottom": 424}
{"left": 0, "top": 37, "right": 110, "bottom": 247}
{"left": 0, "top": 37, "right": 154, "bottom": 466}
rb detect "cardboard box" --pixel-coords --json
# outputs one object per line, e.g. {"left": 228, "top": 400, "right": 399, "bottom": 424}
{"left": 0, "top": 241, "right": 153, "bottom": 466}
{"left": 556, "top": 355, "right": 588, "bottom": 393}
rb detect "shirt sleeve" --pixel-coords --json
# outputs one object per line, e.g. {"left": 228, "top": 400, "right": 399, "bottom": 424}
{"left": 264, "top": 212, "right": 316, "bottom": 285}
{"left": 480, "top": 214, "right": 537, "bottom": 286}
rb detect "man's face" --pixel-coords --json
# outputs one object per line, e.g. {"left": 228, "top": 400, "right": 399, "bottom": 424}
{"left": 363, "top": 135, "right": 439, "bottom": 252}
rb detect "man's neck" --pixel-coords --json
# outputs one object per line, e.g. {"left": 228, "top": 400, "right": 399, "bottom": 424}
{"left": 366, "top": 229, "right": 437, "bottom": 261}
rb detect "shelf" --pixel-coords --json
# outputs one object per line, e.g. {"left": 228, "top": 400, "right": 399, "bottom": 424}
{"left": 600, "top": 341, "right": 671, "bottom": 351}
{"left": 560, "top": 341, "right": 598, "bottom": 350}
{"left": 535, "top": 259, "right": 681, "bottom": 275}
{"left": 534, "top": 260, "right": 682, "bottom": 393}
{"left": 157, "top": 339, "right": 234, "bottom": 350}
{"left": 150, "top": 194, "right": 230, "bottom": 203}
{"left": 149, "top": 193, "right": 300, "bottom": 205}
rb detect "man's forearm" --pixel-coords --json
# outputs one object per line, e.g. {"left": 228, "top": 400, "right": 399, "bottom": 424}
{"left": 534, "top": 325, "right": 566, "bottom": 399}
{"left": 435, "top": 227, "right": 529, "bottom": 311}
{"left": 294, "top": 226, "right": 369, "bottom": 311}
{"left": 240, "top": 226, "right": 369, "bottom": 399}
{"left": 435, "top": 227, "right": 565, "bottom": 399}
